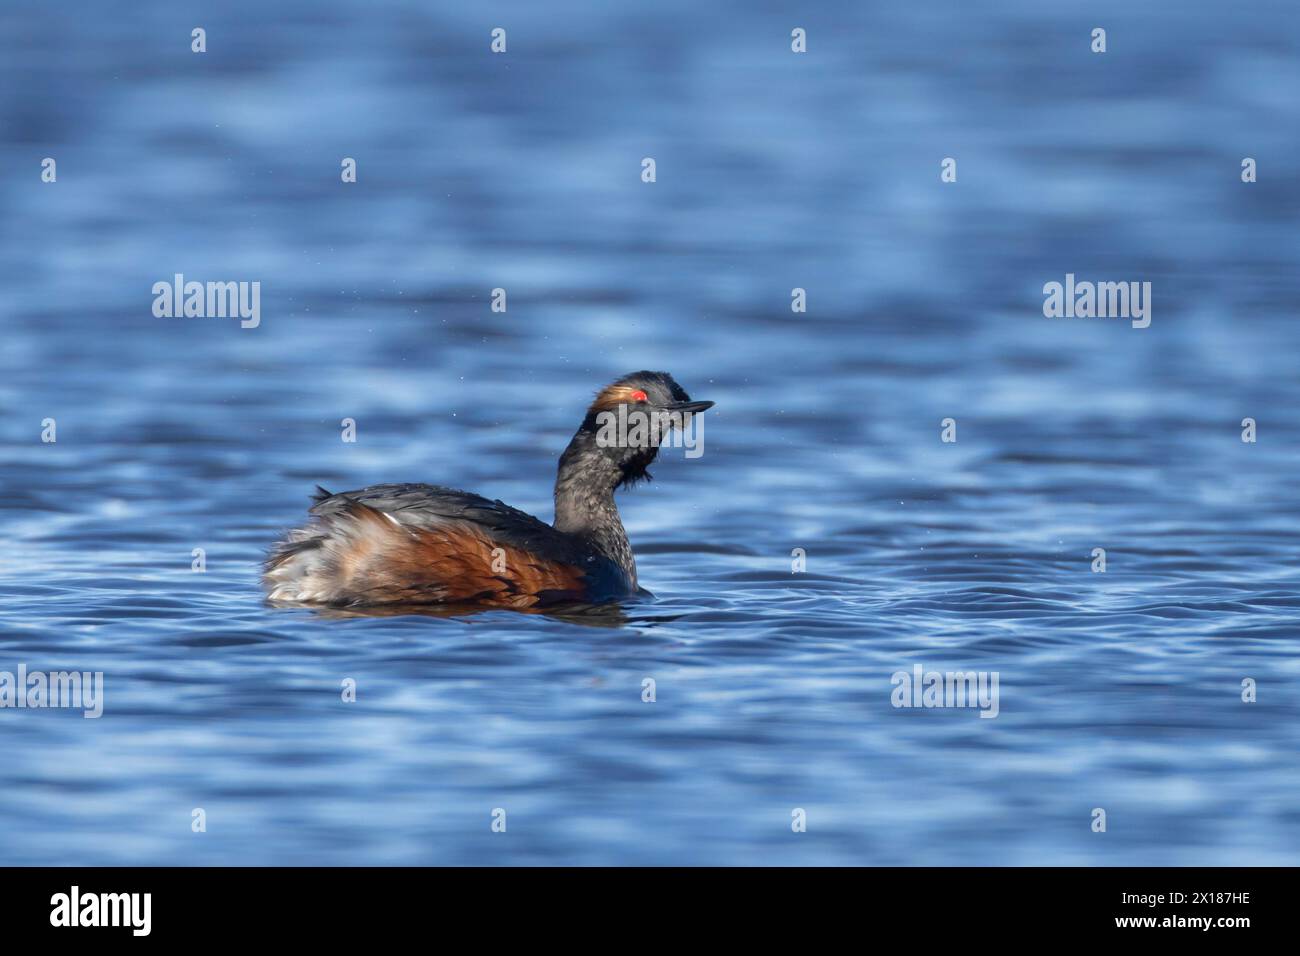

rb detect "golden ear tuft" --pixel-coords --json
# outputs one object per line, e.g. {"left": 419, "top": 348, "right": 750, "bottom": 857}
{"left": 589, "top": 385, "right": 639, "bottom": 411}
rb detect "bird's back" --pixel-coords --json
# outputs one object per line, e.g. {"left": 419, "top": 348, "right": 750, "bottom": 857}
{"left": 264, "top": 483, "right": 628, "bottom": 608}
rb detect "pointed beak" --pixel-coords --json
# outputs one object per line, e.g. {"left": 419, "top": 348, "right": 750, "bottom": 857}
{"left": 662, "top": 400, "right": 714, "bottom": 414}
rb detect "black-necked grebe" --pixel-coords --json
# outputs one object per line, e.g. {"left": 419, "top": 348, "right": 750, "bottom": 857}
{"left": 263, "top": 371, "right": 713, "bottom": 608}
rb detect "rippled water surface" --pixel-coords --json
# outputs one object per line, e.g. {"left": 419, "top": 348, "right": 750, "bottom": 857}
{"left": 2, "top": 0, "right": 1299, "bottom": 864}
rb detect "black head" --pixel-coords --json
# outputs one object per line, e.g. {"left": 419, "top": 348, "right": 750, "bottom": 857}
{"left": 563, "top": 370, "right": 714, "bottom": 490}
{"left": 586, "top": 371, "right": 713, "bottom": 421}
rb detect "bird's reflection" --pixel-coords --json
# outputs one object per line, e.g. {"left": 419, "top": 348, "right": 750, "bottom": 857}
{"left": 270, "top": 597, "right": 640, "bottom": 629}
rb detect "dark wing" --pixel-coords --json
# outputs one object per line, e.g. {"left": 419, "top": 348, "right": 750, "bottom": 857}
{"left": 266, "top": 483, "right": 598, "bottom": 607}
{"left": 309, "top": 483, "right": 583, "bottom": 558}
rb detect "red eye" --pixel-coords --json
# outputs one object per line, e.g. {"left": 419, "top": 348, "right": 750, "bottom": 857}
{"left": 630, "top": 390, "right": 648, "bottom": 402}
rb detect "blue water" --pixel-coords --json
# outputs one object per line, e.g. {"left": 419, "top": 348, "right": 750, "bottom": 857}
{"left": 2, "top": 0, "right": 1299, "bottom": 865}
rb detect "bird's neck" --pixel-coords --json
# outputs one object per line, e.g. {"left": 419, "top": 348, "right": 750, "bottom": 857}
{"left": 553, "top": 433, "right": 635, "bottom": 578}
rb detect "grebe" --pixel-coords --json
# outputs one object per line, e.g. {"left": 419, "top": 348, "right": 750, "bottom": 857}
{"left": 263, "top": 371, "right": 713, "bottom": 609}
